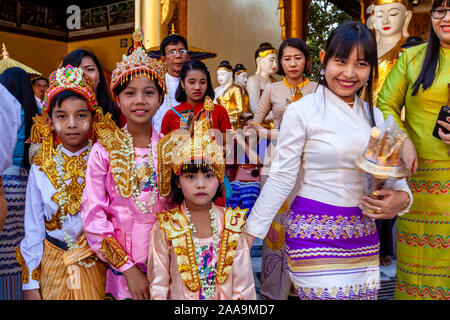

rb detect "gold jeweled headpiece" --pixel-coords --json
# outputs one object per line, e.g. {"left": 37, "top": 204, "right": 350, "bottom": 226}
{"left": 110, "top": 28, "right": 166, "bottom": 104}
{"left": 42, "top": 65, "right": 99, "bottom": 116}
{"left": 32, "top": 65, "right": 101, "bottom": 146}
{"left": 157, "top": 97, "right": 225, "bottom": 197}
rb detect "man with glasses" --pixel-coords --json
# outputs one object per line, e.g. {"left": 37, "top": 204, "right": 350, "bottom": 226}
{"left": 152, "top": 34, "right": 190, "bottom": 134}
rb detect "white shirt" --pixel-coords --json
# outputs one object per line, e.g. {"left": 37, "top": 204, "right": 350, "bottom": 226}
{"left": 0, "top": 83, "right": 21, "bottom": 172}
{"left": 34, "top": 95, "right": 44, "bottom": 113}
{"left": 152, "top": 73, "right": 180, "bottom": 134}
{"left": 20, "top": 145, "right": 88, "bottom": 290}
{"left": 245, "top": 86, "right": 412, "bottom": 239}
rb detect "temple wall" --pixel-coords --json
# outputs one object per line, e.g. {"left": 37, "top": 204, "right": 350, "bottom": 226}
{"left": 188, "top": 0, "right": 282, "bottom": 87}
{"left": 0, "top": 31, "right": 67, "bottom": 78}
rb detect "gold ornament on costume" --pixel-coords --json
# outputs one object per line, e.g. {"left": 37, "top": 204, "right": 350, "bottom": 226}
{"left": 15, "top": 247, "right": 30, "bottom": 283}
{"left": 43, "top": 149, "right": 90, "bottom": 231}
{"left": 100, "top": 237, "right": 129, "bottom": 270}
{"left": 157, "top": 97, "right": 225, "bottom": 197}
{"left": 157, "top": 206, "right": 248, "bottom": 292}
{"left": 216, "top": 207, "right": 247, "bottom": 285}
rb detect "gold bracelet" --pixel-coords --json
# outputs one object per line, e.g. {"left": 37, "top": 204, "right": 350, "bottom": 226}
{"left": 399, "top": 193, "right": 411, "bottom": 211}
{"left": 250, "top": 123, "right": 263, "bottom": 127}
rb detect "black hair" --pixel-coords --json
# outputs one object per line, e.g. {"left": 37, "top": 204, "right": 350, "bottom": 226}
{"left": 160, "top": 34, "right": 188, "bottom": 56}
{"left": 112, "top": 76, "right": 165, "bottom": 105}
{"left": 0, "top": 67, "right": 39, "bottom": 169}
{"left": 31, "top": 76, "right": 48, "bottom": 86}
{"left": 62, "top": 49, "right": 120, "bottom": 125}
{"left": 277, "top": 38, "right": 312, "bottom": 75}
{"left": 217, "top": 60, "right": 233, "bottom": 71}
{"left": 401, "top": 35, "right": 425, "bottom": 49}
{"left": 411, "top": 0, "right": 450, "bottom": 96}
{"left": 233, "top": 63, "right": 247, "bottom": 81}
{"left": 254, "top": 42, "right": 277, "bottom": 63}
{"left": 48, "top": 90, "right": 90, "bottom": 117}
{"left": 175, "top": 60, "right": 215, "bottom": 102}
{"left": 320, "top": 21, "right": 378, "bottom": 126}
{"left": 170, "top": 163, "right": 222, "bottom": 205}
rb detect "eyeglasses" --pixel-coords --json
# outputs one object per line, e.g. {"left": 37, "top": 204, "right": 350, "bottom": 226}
{"left": 431, "top": 8, "right": 450, "bottom": 19}
{"left": 166, "top": 49, "right": 189, "bottom": 57}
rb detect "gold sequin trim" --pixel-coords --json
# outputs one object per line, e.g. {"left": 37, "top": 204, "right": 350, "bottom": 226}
{"left": 100, "top": 237, "right": 129, "bottom": 269}
{"left": 15, "top": 247, "right": 30, "bottom": 283}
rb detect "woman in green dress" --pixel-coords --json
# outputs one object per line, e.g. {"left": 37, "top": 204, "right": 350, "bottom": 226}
{"left": 377, "top": 0, "right": 450, "bottom": 300}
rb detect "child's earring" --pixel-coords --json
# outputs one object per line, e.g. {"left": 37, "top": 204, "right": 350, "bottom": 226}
{"left": 320, "top": 69, "right": 325, "bottom": 81}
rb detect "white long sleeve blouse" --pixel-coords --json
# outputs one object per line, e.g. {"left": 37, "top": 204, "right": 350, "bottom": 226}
{"left": 245, "top": 85, "right": 412, "bottom": 239}
{"left": 20, "top": 145, "right": 88, "bottom": 290}
{"left": 0, "top": 83, "right": 21, "bottom": 172}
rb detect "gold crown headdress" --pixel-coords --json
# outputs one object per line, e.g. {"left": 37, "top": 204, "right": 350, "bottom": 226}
{"left": 157, "top": 97, "right": 225, "bottom": 197}
{"left": 110, "top": 28, "right": 166, "bottom": 104}
{"left": 355, "top": 115, "right": 408, "bottom": 179}
{"left": 32, "top": 65, "right": 101, "bottom": 145}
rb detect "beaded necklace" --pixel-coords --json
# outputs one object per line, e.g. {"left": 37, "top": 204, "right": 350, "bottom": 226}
{"left": 184, "top": 205, "right": 220, "bottom": 299}
{"left": 54, "top": 141, "right": 97, "bottom": 268}
{"left": 122, "top": 127, "right": 158, "bottom": 214}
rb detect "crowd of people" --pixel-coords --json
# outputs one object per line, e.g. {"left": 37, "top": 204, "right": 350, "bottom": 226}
{"left": 0, "top": 0, "right": 449, "bottom": 301}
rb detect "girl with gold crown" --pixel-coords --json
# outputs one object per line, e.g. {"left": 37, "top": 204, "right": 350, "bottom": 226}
{"left": 16, "top": 65, "right": 106, "bottom": 300}
{"left": 80, "top": 28, "right": 167, "bottom": 300}
{"left": 147, "top": 122, "right": 256, "bottom": 300}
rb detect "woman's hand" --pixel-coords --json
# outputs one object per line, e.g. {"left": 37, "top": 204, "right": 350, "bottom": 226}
{"left": 402, "top": 138, "right": 418, "bottom": 180}
{"left": 24, "top": 289, "right": 41, "bottom": 300}
{"left": 437, "top": 117, "right": 450, "bottom": 146}
{"left": 245, "top": 233, "right": 256, "bottom": 249}
{"left": 123, "top": 265, "right": 150, "bottom": 300}
{"left": 360, "top": 189, "right": 410, "bottom": 219}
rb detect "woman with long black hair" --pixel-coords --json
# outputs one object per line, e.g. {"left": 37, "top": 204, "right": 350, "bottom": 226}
{"left": 245, "top": 21, "right": 412, "bottom": 300}
{"left": 0, "top": 67, "right": 39, "bottom": 300}
{"left": 377, "top": 0, "right": 450, "bottom": 300}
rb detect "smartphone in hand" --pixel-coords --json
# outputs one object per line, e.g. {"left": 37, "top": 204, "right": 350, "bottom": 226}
{"left": 433, "top": 105, "right": 450, "bottom": 140}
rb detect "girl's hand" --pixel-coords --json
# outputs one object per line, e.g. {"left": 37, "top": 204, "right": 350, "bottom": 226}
{"left": 24, "top": 289, "right": 41, "bottom": 300}
{"left": 123, "top": 265, "right": 150, "bottom": 300}
{"left": 360, "top": 189, "right": 410, "bottom": 219}
{"left": 245, "top": 233, "right": 256, "bottom": 249}
{"left": 401, "top": 138, "right": 418, "bottom": 180}
{"left": 437, "top": 117, "right": 450, "bottom": 145}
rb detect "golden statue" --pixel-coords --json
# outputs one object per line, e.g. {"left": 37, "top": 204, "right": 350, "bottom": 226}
{"left": 233, "top": 63, "right": 253, "bottom": 124}
{"left": 214, "top": 61, "right": 245, "bottom": 130}
{"left": 362, "top": 0, "right": 413, "bottom": 105}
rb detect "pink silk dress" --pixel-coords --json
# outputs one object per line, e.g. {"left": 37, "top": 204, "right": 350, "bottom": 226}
{"left": 81, "top": 129, "right": 166, "bottom": 300}
{"left": 148, "top": 203, "right": 257, "bottom": 300}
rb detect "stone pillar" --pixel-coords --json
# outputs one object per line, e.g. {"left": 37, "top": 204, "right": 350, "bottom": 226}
{"left": 135, "top": 0, "right": 162, "bottom": 49}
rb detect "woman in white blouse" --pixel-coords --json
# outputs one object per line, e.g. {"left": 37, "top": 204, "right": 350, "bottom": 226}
{"left": 245, "top": 21, "right": 412, "bottom": 300}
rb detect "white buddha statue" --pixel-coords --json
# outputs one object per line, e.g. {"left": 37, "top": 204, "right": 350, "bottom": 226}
{"left": 246, "top": 43, "right": 278, "bottom": 116}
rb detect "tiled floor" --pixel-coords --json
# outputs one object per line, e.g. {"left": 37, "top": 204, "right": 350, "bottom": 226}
{"left": 250, "top": 239, "right": 397, "bottom": 300}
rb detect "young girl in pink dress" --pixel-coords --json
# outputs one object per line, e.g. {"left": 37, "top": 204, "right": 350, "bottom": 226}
{"left": 148, "top": 113, "right": 256, "bottom": 300}
{"left": 80, "top": 28, "right": 167, "bottom": 300}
